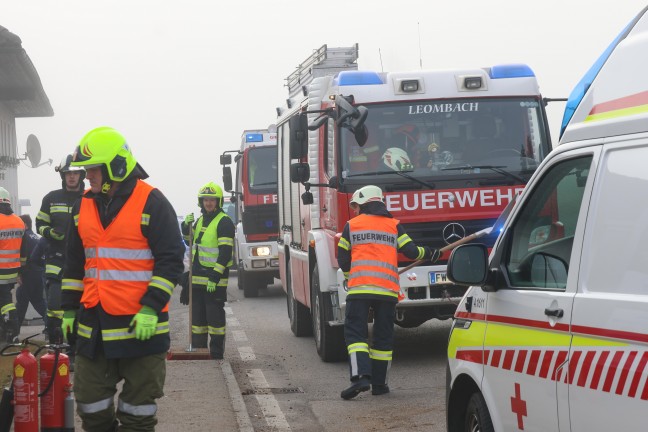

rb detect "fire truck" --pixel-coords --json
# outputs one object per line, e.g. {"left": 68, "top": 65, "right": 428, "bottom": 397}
{"left": 221, "top": 128, "right": 279, "bottom": 298}
{"left": 276, "top": 44, "right": 554, "bottom": 361}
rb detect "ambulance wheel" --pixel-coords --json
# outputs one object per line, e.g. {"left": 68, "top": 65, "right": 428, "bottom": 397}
{"left": 286, "top": 263, "right": 312, "bottom": 337}
{"left": 464, "top": 392, "right": 493, "bottom": 432}
{"left": 311, "top": 266, "right": 347, "bottom": 362}
{"left": 243, "top": 273, "right": 259, "bottom": 298}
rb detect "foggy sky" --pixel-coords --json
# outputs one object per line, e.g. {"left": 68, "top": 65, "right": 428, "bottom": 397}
{"left": 4, "top": 0, "right": 646, "bottom": 219}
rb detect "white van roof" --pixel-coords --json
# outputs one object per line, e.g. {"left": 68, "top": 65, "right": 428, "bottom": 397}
{"left": 560, "top": 6, "right": 648, "bottom": 144}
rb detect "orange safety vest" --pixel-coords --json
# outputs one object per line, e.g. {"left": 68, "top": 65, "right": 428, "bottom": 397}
{"left": 347, "top": 214, "right": 399, "bottom": 295}
{"left": 77, "top": 180, "right": 164, "bottom": 315}
{"left": 0, "top": 214, "right": 25, "bottom": 284}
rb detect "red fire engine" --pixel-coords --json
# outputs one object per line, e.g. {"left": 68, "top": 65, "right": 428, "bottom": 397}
{"left": 276, "top": 44, "right": 554, "bottom": 361}
{"left": 221, "top": 128, "right": 279, "bottom": 298}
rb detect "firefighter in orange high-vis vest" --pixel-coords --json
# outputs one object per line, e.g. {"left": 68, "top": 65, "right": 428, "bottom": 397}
{"left": 61, "top": 127, "right": 185, "bottom": 432}
{"left": 180, "top": 181, "right": 234, "bottom": 360}
{"left": 0, "top": 187, "right": 26, "bottom": 343}
{"left": 337, "top": 185, "right": 440, "bottom": 400}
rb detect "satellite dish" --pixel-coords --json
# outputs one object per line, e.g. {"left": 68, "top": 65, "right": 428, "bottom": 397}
{"left": 26, "top": 134, "right": 42, "bottom": 168}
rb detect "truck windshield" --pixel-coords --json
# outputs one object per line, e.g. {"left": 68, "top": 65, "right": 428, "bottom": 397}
{"left": 248, "top": 146, "right": 278, "bottom": 193}
{"left": 340, "top": 98, "right": 549, "bottom": 183}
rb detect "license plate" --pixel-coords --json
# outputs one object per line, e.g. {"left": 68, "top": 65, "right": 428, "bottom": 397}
{"left": 429, "top": 272, "right": 449, "bottom": 285}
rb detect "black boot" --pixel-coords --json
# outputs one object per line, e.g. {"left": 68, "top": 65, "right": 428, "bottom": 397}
{"left": 6, "top": 311, "right": 19, "bottom": 343}
{"left": 372, "top": 384, "right": 390, "bottom": 395}
{"left": 341, "top": 376, "right": 370, "bottom": 400}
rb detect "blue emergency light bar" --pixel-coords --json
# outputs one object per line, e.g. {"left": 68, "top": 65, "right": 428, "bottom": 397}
{"left": 336, "top": 71, "right": 383, "bottom": 86}
{"left": 246, "top": 133, "right": 264, "bottom": 143}
{"left": 489, "top": 64, "right": 535, "bottom": 79}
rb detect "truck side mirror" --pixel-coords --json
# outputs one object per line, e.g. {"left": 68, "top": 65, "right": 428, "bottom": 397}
{"left": 290, "top": 162, "right": 310, "bottom": 183}
{"left": 220, "top": 154, "right": 232, "bottom": 165}
{"left": 222, "top": 166, "right": 233, "bottom": 192}
{"left": 289, "top": 113, "right": 308, "bottom": 159}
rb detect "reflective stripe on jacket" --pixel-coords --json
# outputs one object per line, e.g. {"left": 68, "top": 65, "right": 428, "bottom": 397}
{"left": 0, "top": 214, "right": 25, "bottom": 284}
{"left": 347, "top": 214, "right": 399, "bottom": 296}
{"left": 77, "top": 180, "right": 163, "bottom": 314}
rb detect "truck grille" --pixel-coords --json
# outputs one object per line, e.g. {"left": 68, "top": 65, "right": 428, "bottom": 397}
{"left": 242, "top": 204, "right": 279, "bottom": 236}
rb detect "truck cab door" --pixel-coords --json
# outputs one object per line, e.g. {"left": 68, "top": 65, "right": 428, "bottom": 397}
{"left": 320, "top": 119, "right": 338, "bottom": 231}
{"left": 481, "top": 150, "right": 595, "bottom": 431}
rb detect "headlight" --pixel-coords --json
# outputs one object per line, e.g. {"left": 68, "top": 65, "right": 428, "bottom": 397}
{"left": 251, "top": 246, "right": 271, "bottom": 257}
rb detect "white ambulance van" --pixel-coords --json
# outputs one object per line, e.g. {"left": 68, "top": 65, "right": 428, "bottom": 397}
{"left": 445, "top": 6, "right": 648, "bottom": 432}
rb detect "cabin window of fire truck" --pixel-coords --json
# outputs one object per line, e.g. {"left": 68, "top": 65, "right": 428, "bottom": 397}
{"left": 248, "top": 146, "right": 278, "bottom": 193}
{"left": 340, "top": 98, "right": 549, "bottom": 180}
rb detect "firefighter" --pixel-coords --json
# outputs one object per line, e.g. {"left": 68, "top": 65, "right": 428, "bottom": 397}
{"left": 0, "top": 187, "right": 25, "bottom": 343}
{"left": 15, "top": 214, "right": 47, "bottom": 333}
{"left": 36, "top": 154, "right": 85, "bottom": 348}
{"left": 61, "top": 126, "right": 185, "bottom": 431}
{"left": 181, "top": 181, "right": 234, "bottom": 360}
{"left": 337, "top": 185, "right": 440, "bottom": 399}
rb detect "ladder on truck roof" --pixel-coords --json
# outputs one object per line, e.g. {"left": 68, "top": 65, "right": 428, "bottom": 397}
{"left": 285, "top": 44, "right": 359, "bottom": 98}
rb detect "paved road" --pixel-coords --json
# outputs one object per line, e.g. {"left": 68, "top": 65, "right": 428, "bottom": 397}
{"left": 14, "top": 272, "right": 452, "bottom": 431}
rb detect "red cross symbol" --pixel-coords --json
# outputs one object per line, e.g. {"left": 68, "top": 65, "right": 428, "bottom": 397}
{"left": 510, "top": 382, "right": 527, "bottom": 430}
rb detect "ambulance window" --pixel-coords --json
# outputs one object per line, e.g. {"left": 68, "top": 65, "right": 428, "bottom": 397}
{"left": 582, "top": 146, "right": 648, "bottom": 294}
{"left": 504, "top": 156, "right": 592, "bottom": 290}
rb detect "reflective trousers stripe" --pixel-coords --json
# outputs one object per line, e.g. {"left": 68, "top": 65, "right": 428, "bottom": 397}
{"left": 77, "top": 397, "right": 114, "bottom": 414}
{"left": 118, "top": 398, "right": 157, "bottom": 417}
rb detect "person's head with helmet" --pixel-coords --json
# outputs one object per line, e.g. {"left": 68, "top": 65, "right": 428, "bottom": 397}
{"left": 349, "top": 185, "right": 390, "bottom": 216}
{"left": 55, "top": 153, "right": 85, "bottom": 192}
{"left": 0, "top": 186, "right": 13, "bottom": 214}
{"left": 71, "top": 126, "right": 148, "bottom": 196}
{"left": 381, "top": 147, "right": 414, "bottom": 172}
{"left": 197, "top": 181, "right": 223, "bottom": 215}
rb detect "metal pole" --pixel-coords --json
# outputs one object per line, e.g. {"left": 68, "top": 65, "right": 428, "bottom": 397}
{"left": 186, "top": 222, "right": 196, "bottom": 352}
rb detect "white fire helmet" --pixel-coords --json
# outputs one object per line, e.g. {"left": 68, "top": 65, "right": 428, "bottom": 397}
{"left": 0, "top": 187, "right": 10, "bottom": 204}
{"left": 350, "top": 185, "right": 384, "bottom": 206}
{"left": 382, "top": 147, "right": 413, "bottom": 171}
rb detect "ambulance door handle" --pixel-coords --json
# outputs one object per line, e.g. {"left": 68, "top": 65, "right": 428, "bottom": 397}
{"left": 544, "top": 307, "right": 564, "bottom": 318}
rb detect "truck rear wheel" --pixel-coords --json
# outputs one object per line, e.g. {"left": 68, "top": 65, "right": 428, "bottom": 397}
{"left": 311, "top": 266, "right": 346, "bottom": 362}
{"left": 286, "top": 263, "right": 311, "bottom": 337}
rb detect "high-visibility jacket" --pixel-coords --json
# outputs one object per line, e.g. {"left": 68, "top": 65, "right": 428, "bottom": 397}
{"left": 77, "top": 180, "right": 163, "bottom": 314}
{"left": 347, "top": 214, "right": 399, "bottom": 298}
{"left": 0, "top": 214, "right": 25, "bottom": 285}
{"left": 192, "top": 212, "right": 232, "bottom": 268}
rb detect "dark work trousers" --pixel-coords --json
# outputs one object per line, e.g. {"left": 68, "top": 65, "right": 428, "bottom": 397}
{"left": 0, "top": 282, "right": 18, "bottom": 341}
{"left": 190, "top": 285, "right": 226, "bottom": 359}
{"left": 16, "top": 270, "right": 47, "bottom": 330}
{"left": 344, "top": 297, "right": 396, "bottom": 386}
{"left": 45, "top": 277, "right": 64, "bottom": 343}
{"left": 74, "top": 351, "right": 166, "bottom": 432}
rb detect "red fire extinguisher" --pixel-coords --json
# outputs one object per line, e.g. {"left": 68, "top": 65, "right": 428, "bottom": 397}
{"left": 0, "top": 336, "right": 75, "bottom": 432}
{"left": 39, "top": 347, "right": 73, "bottom": 432}
{"left": 0, "top": 336, "right": 40, "bottom": 432}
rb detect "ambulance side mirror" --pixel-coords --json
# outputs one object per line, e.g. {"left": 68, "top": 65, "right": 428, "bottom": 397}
{"left": 220, "top": 154, "right": 232, "bottom": 165}
{"left": 447, "top": 244, "right": 489, "bottom": 286}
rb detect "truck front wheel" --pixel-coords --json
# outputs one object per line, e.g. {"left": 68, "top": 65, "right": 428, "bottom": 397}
{"left": 286, "top": 263, "right": 311, "bottom": 337}
{"left": 311, "top": 266, "right": 346, "bottom": 362}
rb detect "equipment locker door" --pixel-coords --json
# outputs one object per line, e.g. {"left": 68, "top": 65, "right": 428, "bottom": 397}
{"left": 482, "top": 150, "right": 595, "bottom": 431}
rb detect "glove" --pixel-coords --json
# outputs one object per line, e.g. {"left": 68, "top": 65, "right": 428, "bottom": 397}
{"left": 206, "top": 280, "right": 217, "bottom": 293}
{"left": 179, "top": 271, "right": 190, "bottom": 305}
{"left": 184, "top": 213, "right": 194, "bottom": 225}
{"left": 50, "top": 228, "right": 65, "bottom": 241}
{"left": 428, "top": 247, "right": 441, "bottom": 264}
{"left": 129, "top": 306, "right": 158, "bottom": 341}
{"left": 62, "top": 310, "right": 76, "bottom": 343}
